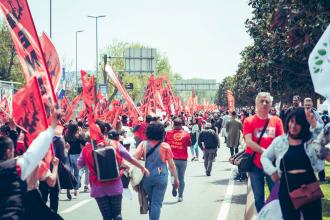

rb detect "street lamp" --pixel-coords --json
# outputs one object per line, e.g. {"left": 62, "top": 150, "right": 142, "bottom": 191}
{"left": 76, "top": 30, "right": 84, "bottom": 91}
{"left": 87, "top": 15, "right": 106, "bottom": 83}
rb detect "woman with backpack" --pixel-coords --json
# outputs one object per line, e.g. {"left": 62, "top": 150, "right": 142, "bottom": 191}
{"left": 77, "top": 121, "right": 149, "bottom": 220}
{"left": 134, "top": 122, "right": 179, "bottom": 220}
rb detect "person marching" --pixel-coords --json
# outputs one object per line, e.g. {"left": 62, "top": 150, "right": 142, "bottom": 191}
{"left": 165, "top": 118, "right": 191, "bottom": 202}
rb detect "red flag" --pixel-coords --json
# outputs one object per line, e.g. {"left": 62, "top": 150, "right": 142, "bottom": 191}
{"left": 227, "top": 90, "right": 235, "bottom": 113}
{"left": 40, "top": 32, "right": 61, "bottom": 91}
{"left": 12, "top": 77, "right": 48, "bottom": 146}
{"left": 0, "top": 1, "right": 56, "bottom": 101}
{"left": 60, "top": 96, "right": 73, "bottom": 122}
{"left": 81, "top": 70, "right": 96, "bottom": 107}
{"left": 72, "top": 93, "right": 82, "bottom": 110}
{"left": 105, "top": 65, "right": 142, "bottom": 116}
{"left": 0, "top": 97, "right": 10, "bottom": 123}
{"left": 81, "top": 70, "right": 102, "bottom": 141}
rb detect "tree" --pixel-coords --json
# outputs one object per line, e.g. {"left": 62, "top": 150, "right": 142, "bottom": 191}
{"left": 100, "top": 41, "right": 177, "bottom": 103}
{"left": 214, "top": 76, "right": 235, "bottom": 107}
{"left": 0, "top": 20, "right": 24, "bottom": 84}
{"left": 216, "top": 0, "right": 330, "bottom": 107}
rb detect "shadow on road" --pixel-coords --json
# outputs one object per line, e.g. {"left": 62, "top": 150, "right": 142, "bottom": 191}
{"left": 163, "top": 201, "right": 178, "bottom": 205}
{"left": 231, "top": 193, "right": 247, "bottom": 205}
{"left": 209, "top": 179, "right": 229, "bottom": 185}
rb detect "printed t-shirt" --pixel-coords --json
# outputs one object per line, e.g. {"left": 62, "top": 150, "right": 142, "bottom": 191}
{"left": 243, "top": 114, "right": 284, "bottom": 169}
{"left": 164, "top": 129, "right": 192, "bottom": 160}
{"left": 135, "top": 141, "right": 173, "bottom": 163}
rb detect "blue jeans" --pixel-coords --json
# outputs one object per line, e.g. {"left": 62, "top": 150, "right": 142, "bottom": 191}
{"left": 171, "top": 160, "right": 187, "bottom": 197}
{"left": 190, "top": 143, "right": 199, "bottom": 158}
{"left": 143, "top": 175, "right": 168, "bottom": 220}
{"left": 69, "top": 154, "right": 81, "bottom": 190}
{"left": 249, "top": 166, "right": 274, "bottom": 212}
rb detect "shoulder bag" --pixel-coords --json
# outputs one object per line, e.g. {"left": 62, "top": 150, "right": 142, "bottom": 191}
{"left": 282, "top": 158, "right": 323, "bottom": 209}
{"left": 130, "top": 141, "right": 161, "bottom": 187}
{"left": 237, "top": 117, "right": 270, "bottom": 172}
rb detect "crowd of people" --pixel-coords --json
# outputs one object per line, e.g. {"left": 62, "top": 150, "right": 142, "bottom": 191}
{"left": 1, "top": 92, "right": 330, "bottom": 220}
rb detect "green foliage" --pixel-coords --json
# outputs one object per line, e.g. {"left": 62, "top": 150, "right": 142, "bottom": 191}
{"left": 100, "top": 41, "right": 179, "bottom": 103}
{"left": 0, "top": 20, "right": 24, "bottom": 84}
{"left": 216, "top": 0, "right": 330, "bottom": 107}
{"left": 214, "top": 76, "right": 235, "bottom": 106}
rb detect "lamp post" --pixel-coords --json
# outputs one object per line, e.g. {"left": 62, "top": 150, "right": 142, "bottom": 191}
{"left": 75, "top": 30, "right": 84, "bottom": 91}
{"left": 87, "top": 15, "right": 106, "bottom": 83}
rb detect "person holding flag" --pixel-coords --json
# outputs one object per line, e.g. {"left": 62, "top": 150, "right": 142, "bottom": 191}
{"left": 0, "top": 109, "right": 61, "bottom": 219}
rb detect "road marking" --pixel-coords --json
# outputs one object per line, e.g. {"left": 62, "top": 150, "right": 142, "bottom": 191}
{"left": 217, "top": 165, "right": 235, "bottom": 220}
{"left": 59, "top": 199, "right": 93, "bottom": 214}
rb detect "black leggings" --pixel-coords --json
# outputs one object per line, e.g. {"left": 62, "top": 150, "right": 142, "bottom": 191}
{"left": 279, "top": 172, "right": 322, "bottom": 220}
{"left": 95, "top": 195, "right": 123, "bottom": 220}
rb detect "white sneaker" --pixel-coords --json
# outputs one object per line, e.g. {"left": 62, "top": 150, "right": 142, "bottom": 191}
{"left": 178, "top": 197, "right": 183, "bottom": 202}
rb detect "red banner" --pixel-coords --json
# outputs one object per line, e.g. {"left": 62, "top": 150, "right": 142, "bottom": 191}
{"left": 81, "top": 70, "right": 96, "bottom": 107}
{"left": 40, "top": 32, "right": 61, "bottom": 91}
{"left": 105, "top": 65, "right": 142, "bottom": 117}
{"left": 227, "top": 90, "right": 235, "bottom": 113}
{"left": 81, "top": 70, "right": 102, "bottom": 140}
{"left": 60, "top": 96, "right": 73, "bottom": 122}
{"left": 0, "top": 0, "right": 57, "bottom": 122}
{"left": 72, "top": 93, "right": 82, "bottom": 110}
{"left": 12, "top": 77, "right": 48, "bottom": 146}
{"left": 0, "top": 97, "right": 10, "bottom": 123}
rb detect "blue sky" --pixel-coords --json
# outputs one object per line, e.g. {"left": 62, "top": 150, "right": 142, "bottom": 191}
{"left": 5, "top": 0, "right": 253, "bottom": 82}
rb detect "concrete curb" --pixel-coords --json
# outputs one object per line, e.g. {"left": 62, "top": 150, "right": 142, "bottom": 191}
{"left": 244, "top": 177, "right": 257, "bottom": 220}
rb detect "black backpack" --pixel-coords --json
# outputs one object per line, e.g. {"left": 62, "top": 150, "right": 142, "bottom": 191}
{"left": 92, "top": 145, "right": 120, "bottom": 182}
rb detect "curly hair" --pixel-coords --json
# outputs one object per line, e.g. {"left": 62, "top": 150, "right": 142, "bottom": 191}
{"left": 146, "top": 122, "right": 165, "bottom": 141}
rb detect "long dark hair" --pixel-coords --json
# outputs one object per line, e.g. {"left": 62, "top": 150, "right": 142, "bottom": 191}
{"left": 65, "top": 123, "right": 79, "bottom": 142}
{"left": 285, "top": 107, "right": 312, "bottom": 142}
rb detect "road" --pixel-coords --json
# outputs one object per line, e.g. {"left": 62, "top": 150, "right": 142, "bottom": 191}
{"left": 56, "top": 138, "right": 247, "bottom": 220}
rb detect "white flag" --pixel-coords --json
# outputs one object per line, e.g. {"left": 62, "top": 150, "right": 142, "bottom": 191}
{"left": 308, "top": 25, "right": 330, "bottom": 111}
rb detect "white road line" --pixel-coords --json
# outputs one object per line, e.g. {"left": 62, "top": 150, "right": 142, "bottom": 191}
{"left": 217, "top": 165, "right": 235, "bottom": 220}
{"left": 59, "top": 199, "right": 93, "bottom": 214}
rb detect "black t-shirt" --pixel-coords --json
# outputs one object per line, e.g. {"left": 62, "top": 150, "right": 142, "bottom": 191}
{"left": 280, "top": 144, "right": 312, "bottom": 171}
{"left": 66, "top": 136, "right": 86, "bottom": 155}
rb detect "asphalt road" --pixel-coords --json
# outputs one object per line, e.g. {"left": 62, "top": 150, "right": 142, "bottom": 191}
{"left": 56, "top": 138, "right": 247, "bottom": 220}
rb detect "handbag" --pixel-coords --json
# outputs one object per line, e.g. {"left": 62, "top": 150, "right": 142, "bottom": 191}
{"left": 130, "top": 141, "right": 162, "bottom": 187}
{"left": 282, "top": 159, "right": 324, "bottom": 210}
{"left": 237, "top": 117, "right": 270, "bottom": 173}
{"left": 58, "top": 161, "right": 78, "bottom": 190}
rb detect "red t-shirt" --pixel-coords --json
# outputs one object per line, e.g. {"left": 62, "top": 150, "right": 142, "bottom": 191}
{"left": 165, "top": 129, "right": 192, "bottom": 160}
{"left": 134, "top": 123, "right": 148, "bottom": 141}
{"left": 243, "top": 115, "right": 284, "bottom": 169}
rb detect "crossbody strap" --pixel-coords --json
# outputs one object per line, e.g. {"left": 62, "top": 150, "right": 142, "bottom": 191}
{"left": 252, "top": 117, "right": 270, "bottom": 157}
{"left": 281, "top": 158, "right": 291, "bottom": 193}
{"left": 146, "top": 141, "right": 162, "bottom": 159}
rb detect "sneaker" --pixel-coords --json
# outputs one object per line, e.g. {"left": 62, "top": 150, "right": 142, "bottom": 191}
{"left": 172, "top": 185, "right": 177, "bottom": 197}
{"left": 178, "top": 197, "right": 183, "bottom": 202}
{"left": 67, "top": 190, "right": 72, "bottom": 200}
{"left": 191, "top": 157, "right": 196, "bottom": 161}
{"left": 84, "top": 186, "right": 89, "bottom": 192}
{"left": 194, "top": 157, "right": 199, "bottom": 161}
{"left": 233, "top": 176, "right": 241, "bottom": 181}
{"left": 74, "top": 190, "right": 79, "bottom": 196}
{"left": 206, "top": 172, "right": 211, "bottom": 176}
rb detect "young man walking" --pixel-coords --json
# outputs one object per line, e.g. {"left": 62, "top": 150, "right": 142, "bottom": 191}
{"left": 165, "top": 118, "right": 191, "bottom": 202}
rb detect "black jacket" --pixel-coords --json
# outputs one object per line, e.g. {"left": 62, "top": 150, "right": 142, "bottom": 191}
{"left": 198, "top": 128, "right": 220, "bottom": 149}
